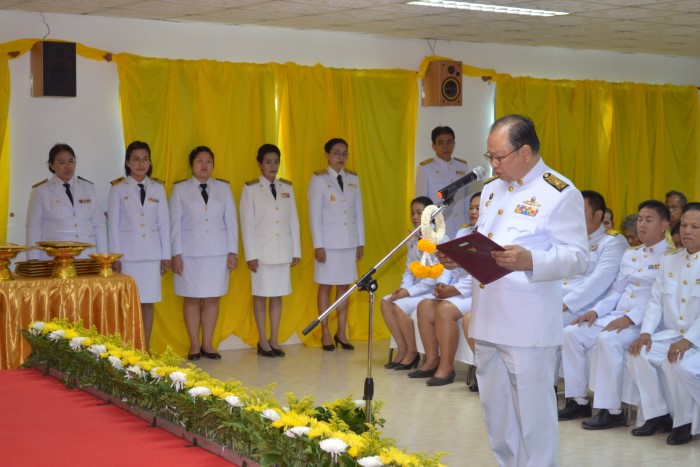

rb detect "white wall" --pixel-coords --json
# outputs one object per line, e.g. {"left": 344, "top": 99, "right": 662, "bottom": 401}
{"left": 2, "top": 10, "right": 700, "bottom": 245}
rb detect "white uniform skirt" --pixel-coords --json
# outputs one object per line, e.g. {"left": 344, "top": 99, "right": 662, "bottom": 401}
{"left": 251, "top": 263, "right": 291, "bottom": 297}
{"left": 382, "top": 293, "right": 430, "bottom": 315}
{"left": 421, "top": 295, "right": 472, "bottom": 314}
{"left": 314, "top": 247, "right": 357, "bottom": 285}
{"left": 122, "top": 260, "right": 161, "bottom": 303}
{"left": 174, "top": 255, "right": 229, "bottom": 298}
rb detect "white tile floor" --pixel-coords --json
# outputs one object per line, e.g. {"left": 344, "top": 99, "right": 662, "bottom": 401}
{"left": 194, "top": 339, "right": 700, "bottom": 466}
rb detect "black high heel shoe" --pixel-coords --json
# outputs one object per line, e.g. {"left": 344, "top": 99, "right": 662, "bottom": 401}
{"left": 257, "top": 343, "right": 276, "bottom": 358}
{"left": 393, "top": 354, "right": 420, "bottom": 370}
{"left": 270, "top": 346, "right": 285, "bottom": 357}
{"left": 334, "top": 334, "right": 354, "bottom": 350}
{"left": 384, "top": 361, "right": 400, "bottom": 369}
{"left": 200, "top": 348, "right": 221, "bottom": 360}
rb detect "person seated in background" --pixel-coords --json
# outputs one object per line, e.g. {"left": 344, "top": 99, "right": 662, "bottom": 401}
{"left": 665, "top": 190, "right": 687, "bottom": 229}
{"left": 381, "top": 196, "right": 449, "bottom": 369}
{"left": 559, "top": 200, "right": 669, "bottom": 428}
{"left": 670, "top": 221, "right": 682, "bottom": 248}
{"left": 603, "top": 207, "right": 615, "bottom": 230}
{"left": 627, "top": 203, "right": 700, "bottom": 446}
{"left": 621, "top": 213, "right": 642, "bottom": 247}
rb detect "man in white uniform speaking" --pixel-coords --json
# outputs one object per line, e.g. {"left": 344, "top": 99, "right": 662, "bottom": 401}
{"left": 471, "top": 115, "right": 588, "bottom": 467}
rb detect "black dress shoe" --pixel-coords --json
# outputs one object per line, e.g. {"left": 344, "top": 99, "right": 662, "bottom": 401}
{"left": 408, "top": 367, "right": 438, "bottom": 378}
{"left": 631, "top": 413, "right": 673, "bottom": 436}
{"left": 187, "top": 353, "right": 201, "bottom": 361}
{"left": 256, "top": 343, "right": 276, "bottom": 358}
{"left": 200, "top": 348, "right": 222, "bottom": 360}
{"left": 270, "top": 346, "right": 285, "bottom": 357}
{"left": 558, "top": 399, "right": 592, "bottom": 421}
{"left": 581, "top": 409, "right": 626, "bottom": 430}
{"left": 667, "top": 423, "right": 693, "bottom": 445}
{"left": 468, "top": 382, "right": 479, "bottom": 392}
{"left": 393, "top": 355, "right": 420, "bottom": 370}
{"left": 427, "top": 371, "right": 456, "bottom": 386}
{"left": 384, "top": 361, "right": 400, "bottom": 369}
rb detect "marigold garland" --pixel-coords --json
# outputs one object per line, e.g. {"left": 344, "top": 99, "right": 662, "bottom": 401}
{"left": 410, "top": 205, "right": 446, "bottom": 279}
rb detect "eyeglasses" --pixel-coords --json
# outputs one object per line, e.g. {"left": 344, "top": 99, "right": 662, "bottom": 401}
{"left": 483, "top": 145, "right": 523, "bottom": 165}
{"left": 667, "top": 204, "right": 683, "bottom": 211}
{"left": 329, "top": 152, "right": 348, "bottom": 158}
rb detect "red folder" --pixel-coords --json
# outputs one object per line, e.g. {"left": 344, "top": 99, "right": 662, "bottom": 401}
{"left": 437, "top": 231, "right": 511, "bottom": 284}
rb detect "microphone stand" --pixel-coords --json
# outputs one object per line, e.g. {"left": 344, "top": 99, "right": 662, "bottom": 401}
{"left": 302, "top": 203, "right": 451, "bottom": 425}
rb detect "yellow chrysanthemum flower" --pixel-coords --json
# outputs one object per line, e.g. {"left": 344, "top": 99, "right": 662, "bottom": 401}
{"left": 42, "top": 323, "right": 61, "bottom": 334}
{"left": 63, "top": 329, "right": 78, "bottom": 340}
{"left": 307, "top": 423, "right": 334, "bottom": 439}
{"left": 81, "top": 338, "right": 93, "bottom": 347}
{"left": 210, "top": 386, "right": 225, "bottom": 397}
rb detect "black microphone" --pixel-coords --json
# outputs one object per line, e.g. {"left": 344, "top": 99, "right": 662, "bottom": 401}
{"left": 437, "top": 166, "right": 487, "bottom": 201}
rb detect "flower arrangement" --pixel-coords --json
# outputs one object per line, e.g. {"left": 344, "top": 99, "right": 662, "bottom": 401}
{"left": 409, "top": 205, "right": 446, "bottom": 279}
{"left": 21, "top": 319, "right": 446, "bottom": 466}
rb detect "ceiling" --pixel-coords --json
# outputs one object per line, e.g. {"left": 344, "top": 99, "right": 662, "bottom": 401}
{"left": 2, "top": 0, "right": 700, "bottom": 58}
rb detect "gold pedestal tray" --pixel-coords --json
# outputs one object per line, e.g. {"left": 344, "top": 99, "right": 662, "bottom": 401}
{"left": 35, "top": 241, "right": 94, "bottom": 279}
{"left": 0, "top": 243, "right": 31, "bottom": 281}
{"left": 89, "top": 253, "right": 123, "bottom": 277}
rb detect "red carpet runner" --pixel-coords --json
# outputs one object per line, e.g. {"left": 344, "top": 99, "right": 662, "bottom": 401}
{"left": 0, "top": 369, "right": 236, "bottom": 466}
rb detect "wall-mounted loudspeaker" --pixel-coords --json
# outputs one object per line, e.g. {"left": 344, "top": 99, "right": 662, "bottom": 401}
{"left": 422, "top": 60, "right": 462, "bottom": 107}
{"left": 31, "top": 41, "right": 77, "bottom": 97}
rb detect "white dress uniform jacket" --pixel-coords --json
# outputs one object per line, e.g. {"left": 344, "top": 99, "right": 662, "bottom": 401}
{"left": 562, "top": 225, "right": 627, "bottom": 318}
{"left": 307, "top": 167, "right": 364, "bottom": 250}
{"left": 240, "top": 176, "right": 301, "bottom": 264}
{"left": 26, "top": 175, "right": 108, "bottom": 260}
{"left": 108, "top": 176, "right": 170, "bottom": 261}
{"left": 169, "top": 177, "right": 238, "bottom": 258}
{"left": 415, "top": 157, "right": 470, "bottom": 238}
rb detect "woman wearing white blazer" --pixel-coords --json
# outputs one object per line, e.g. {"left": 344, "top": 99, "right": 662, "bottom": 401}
{"left": 170, "top": 146, "right": 238, "bottom": 361}
{"left": 240, "top": 144, "right": 301, "bottom": 357}
{"left": 26, "top": 143, "right": 107, "bottom": 260}
{"left": 108, "top": 141, "right": 171, "bottom": 350}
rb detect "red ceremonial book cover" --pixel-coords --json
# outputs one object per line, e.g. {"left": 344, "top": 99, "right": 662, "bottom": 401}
{"left": 436, "top": 231, "right": 511, "bottom": 284}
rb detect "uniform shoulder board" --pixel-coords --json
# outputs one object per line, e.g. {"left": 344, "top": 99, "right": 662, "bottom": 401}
{"left": 314, "top": 170, "right": 327, "bottom": 176}
{"left": 78, "top": 176, "right": 94, "bottom": 185}
{"left": 453, "top": 157, "right": 467, "bottom": 164}
{"left": 344, "top": 169, "right": 358, "bottom": 176}
{"left": 627, "top": 244, "right": 643, "bottom": 250}
{"left": 245, "top": 179, "right": 259, "bottom": 186}
{"left": 173, "top": 179, "right": 187, "bottom": 185}
{"left": 543, "top": 172, "right": 568, "bottom": 192}
{"left": 605, "top": 229, "right": 621, "bottom": 236}
{"left": 419, "top": 158, "right": 434, "bottom": 166}
{"left": 460, "top": 223, "right": 472, "bottom": 229}
{"left": 215, "top": 178, "right": 230, "bottom": 184}
{"left": 110, "top": 176, "right": 126, "bottom": 186}
{"left": 151, "top": 177, "right": 164, "bottom": 184}
{"left": 665, "top": 247, "right": 682, "bottom": 256}
{"left": 483, "top": 175, "right": 499, "bottom": 185}
{"left": 279, "top": 178, "right": 292, "bottom": 185}
{"left": 32, "top": 179, "right": 48, "bottom": 188}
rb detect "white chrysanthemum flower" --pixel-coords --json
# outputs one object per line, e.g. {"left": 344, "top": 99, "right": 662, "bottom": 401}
{"left": 284, "top": 426, "right": 311, "bottom": 438}
{"left": 149, "top": 367, "right": 162, "bottom": 382}
{"left": 358, "top": 456, "right": 384, "bottom": 467}
{"left": 354, "top": 399, "right": 366, "bottom": 408}
{"left": 319, "top": 438, "right": 348, "bottom": 462}
{"left": 88, "top": 344, "right": 107, "bottom": 357}
{"left": 169, "top": 371, "right": 187, "bottom": 391}
{"left": 188, "top": 386, "right": 212, "bottom": 398}
{"left": 261, "top": 408, "right": 280, "bottom": 421}
{"left": 69, "top": 336, "right": 87, "bottom": 351}
{"left": 224, "top": 395, "right": 243, "bottom": 408}
{"left": 107, "top": 355, "right": 124, "bottom": 370}
{"left": 48, "top": 330, "right": 66, "bottom": 341}
{"left": 125, "top": 365, "right": 144, "bottom": 379}
{"left": 29, "top": 321, "right": 45, "bottom": 335}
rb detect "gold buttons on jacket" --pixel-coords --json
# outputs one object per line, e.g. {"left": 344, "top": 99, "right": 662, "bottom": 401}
{"left": 498, "top": 209, "right": 503, "bottom": 215}
{"left": 563, "top": 280, "right": 569, "bottom": 285}
{"left": 479, "top": 283, "right": 485, "bottom": 289}
{"left": 508, "top": 186, "right": 514, "bottom": 192}
{"left": 681, "top": 298, "right": 687, "bottom": 303}
{"left": 488, "top": 233, "right": 493, "bottom": 238}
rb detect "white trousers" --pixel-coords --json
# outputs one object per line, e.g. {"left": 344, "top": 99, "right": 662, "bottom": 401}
{"left": 476, "top": 341, "right": 558, "bottom": 467}
{"left": 590, "top": 326, "right": 639, "bottom": 409}
{"left": 562, "top": 324, "right": 599, "bottom": 398}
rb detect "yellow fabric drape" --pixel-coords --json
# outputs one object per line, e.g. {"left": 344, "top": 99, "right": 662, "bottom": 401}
{"left": 116, "top": 55, "right": 416, "bottom": 354}
{"left": 0, "top": 57, "right": 9, "bottom": 242}
{"left": 495, "top": 77, "right": 700, "bottom": 219}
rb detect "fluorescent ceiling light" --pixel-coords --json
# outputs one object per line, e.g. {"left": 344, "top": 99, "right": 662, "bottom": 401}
{"left": 406, "top": 1, "right": 569, "bottom": 17}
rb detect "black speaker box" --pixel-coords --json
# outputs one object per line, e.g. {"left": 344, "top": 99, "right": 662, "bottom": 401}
{"left": 31, "top": 41, "right": 77, "bottom": 97}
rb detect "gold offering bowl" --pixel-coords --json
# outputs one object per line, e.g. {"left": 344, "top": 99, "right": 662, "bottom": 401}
{"left": 35, "top": 241, "right": 94, "bottom": 279}
{"left": 0, "top": 243, "right": 31, "bottom": 281}
{"left": 89, "top": 253, "right": 123, "bottom": 277}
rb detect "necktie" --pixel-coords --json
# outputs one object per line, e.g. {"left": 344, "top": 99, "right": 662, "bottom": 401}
{"left": 270, "top": 183, "right": 277, "bottom": 200}
{"left": 200, "top": 183, "right": 208, "bottom": 204}
{"left": 337, "top": 174, "right": 344, "bottom": 192}
{"left": 138, "top": 183, "right": 145, "bottom": 206}
{"left": 63, "top": 183, "right": 74, "bottom": 206}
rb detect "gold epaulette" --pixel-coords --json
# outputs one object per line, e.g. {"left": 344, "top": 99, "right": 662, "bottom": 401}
{"left": 543, "top": 172, "right": 568, "bottom": 192}
{"left": 483, "top": 175, "right": 499, "bottom": 185}
{"left": 344, "top": 169, "right": 357, "bottom": 176}
{"left": 665, "top": 247, "right": 682, "bottom": 256}
{"left": 151, "top": 177, "right": 164, "bottom": 184}
{"left": 453, "top": 157, "right": 467, "bottom": 164}
{"left": 419, "top": 158, "right": 434, "bottom": 166}
{"left": 110, "top": 176, "right": 126, "bottom": 186}
{"left": 245, "top": 179, "right": 259, "bottom": 186}
{"left": 460, "top": 223, "right": 472, "bottom": 229}
{"left": 215, "top": 178, "right": 230, "bottom": 184}
{"left": 314, "top": 170, "right": 326, "bottom": 176}
{"left": 32, "top": 179, "right": 48, "bottom": 188}
{"left": 627, "top": 244, "right": 643, "bottom": 250}
{"left": 605, "top": 229, "right": 621, "bottom": 236}
{"left": 78, "top": 176, "right": 94, "bottom": 185}
{"left": 279, "top": 178, "right": 292, "bottom": 185}
{"left": 173, "top": 179, "right": 187, "bottom": 185}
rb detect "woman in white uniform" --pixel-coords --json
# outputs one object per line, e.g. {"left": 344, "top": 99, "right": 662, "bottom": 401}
{"left": 307, "top": 138, "right": 365, "bottom": 351}
{"left": 108, "top": 141, "right": 171, "bottom": 351}
{"left": 26, "top": 143, "right": 107, "bottom": 259}
{"left": 240, "top": 144, "right": 301, "bottom": 357}
{"left": 170, "top": 146, "right": 238, "bottom": 361}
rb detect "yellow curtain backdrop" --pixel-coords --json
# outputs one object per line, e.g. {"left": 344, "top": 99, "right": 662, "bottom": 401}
{"left": 115, "top": 55, "right": 417, "bottom": 354}
{"left": 0, "top": 55, "right": 9, "bottom": 242}
{"left": 495, "top": 77, "right": 700, "bottom": 221}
